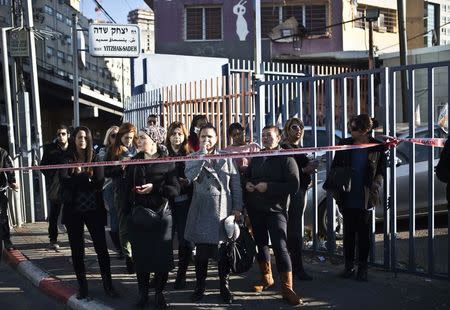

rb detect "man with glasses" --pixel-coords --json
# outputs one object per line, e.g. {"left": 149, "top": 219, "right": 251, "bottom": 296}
{"left": 0, "top": 146, "right": 19, "bottom": 252}
{"left": 147, "top": 114, "right": 158, "bottom": 127}
{"left": 41, "top": 124, "right": 70, "bottom": 250}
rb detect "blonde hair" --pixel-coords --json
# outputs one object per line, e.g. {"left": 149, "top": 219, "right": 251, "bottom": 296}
{"left": 103, "top": 126, "right": 119, "bottom": 146}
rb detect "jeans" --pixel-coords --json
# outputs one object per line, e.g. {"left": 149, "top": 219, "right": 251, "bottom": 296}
{"left": 65, "top": 211, "right": 111, "bottom": 278}
{"left": 48, "top": 201, "right": 62, "bottom": 243}
{"left": 342, "top": 208, "right": 371, "bottom": 268}
{"left": 248, "top": 209, "right": 292, "bottom": 273}
{"left": 103, "top": 183, "right": 118, "bottom": 233}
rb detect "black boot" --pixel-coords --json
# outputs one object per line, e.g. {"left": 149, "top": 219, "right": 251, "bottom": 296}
{"left": 126, "top": 256, "right": 135, "bottom": 274}
{"left": 135, "top": 272, "right": 150, "bottom": 308}
{"left": 76, "top": 273, "right": 89, "bottom": 300}
{"left": 356, "top": 262, "right": 368, "bottom": 282}
{"left": 154, "top": 272, "right": 169, "bottom": 309}
{"left": 291, "top": 250, "right": 313, "bottom": 281}
{"left": 218, "top": 259, "right": 233, "bottom": 304}
{"left": 101, "top": 272, "right": 119, "bottom": 298}
{"left": 191, "top": 259, "right": 208, "bottom": 302}
{"left": 174, "top": 247, "right": 191, "bottom": 290}
{"left": 340, "top": 261, "right": 355, "bottom": 279}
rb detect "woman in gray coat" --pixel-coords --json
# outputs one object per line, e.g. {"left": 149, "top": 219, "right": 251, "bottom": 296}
{"left": 184, "top": 123, "right": 243, "bottom": 304}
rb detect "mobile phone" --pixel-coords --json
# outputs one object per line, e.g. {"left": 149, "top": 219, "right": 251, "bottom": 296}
{"left": 132, "top": 185, "right": 143, "bottom": 192}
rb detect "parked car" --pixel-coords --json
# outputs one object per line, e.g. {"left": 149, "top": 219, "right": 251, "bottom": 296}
{"left": 303, "top": 125, "right": 448, "bottom": 236}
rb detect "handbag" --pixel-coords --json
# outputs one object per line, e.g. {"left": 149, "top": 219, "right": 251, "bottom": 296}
{"left": 128, "top": 166, "right": 169, "bottom": 231}
{"left": 323, "top": 166, "right": 352, "bottom": 193}
{"left": 219, "top": 223, "right": 256, "bottom": 274}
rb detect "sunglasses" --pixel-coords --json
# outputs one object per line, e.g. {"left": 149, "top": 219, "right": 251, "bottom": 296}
{"left": 290, "top": 124, "right": 304, "bottom": 131}
{"left": 57, "top": 132, "right": 67, "bottom": 136}
{"left": 110, "top": 133, "right": 117, "bottom": 139}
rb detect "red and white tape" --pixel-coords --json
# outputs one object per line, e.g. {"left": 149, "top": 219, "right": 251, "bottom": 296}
{"left": 0, "top": 137, "right": 446, "bottom": 173}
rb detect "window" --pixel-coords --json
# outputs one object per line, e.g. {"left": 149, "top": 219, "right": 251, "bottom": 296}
{"left": 66, "top": 17, "right": 72, "bottom": 26}
{"left": 186, "top": 7, "right": 222, "bottom": 40}
{"left": 56, "top": 12, "right": 63, "bottom": 21}
{"left": 261, "top": 4, "right": 328, "bottom": 37}
{"left": 0, "top": 0, "right": 11, "bottom": 6}
{"left": 56, "top": 69, "right": 65, "bottom": 77}
{"left": 44, "top": 5, "right": 53, "bottom": 15}
{"left": 57, "top": 50, "right": 64, "bottom": 60}
{"left": 354, "top": 5, "right": 397, "bottom": 33}
{"left": 46, "top": 46, "right": 54, "bottom": 57}
{"left": 67, "top": 55, "right": 73, "bottom": 63}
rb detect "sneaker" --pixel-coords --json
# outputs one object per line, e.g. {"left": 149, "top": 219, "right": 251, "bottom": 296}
{"left": 48, "top": 242, "right": 60, "bottom": 251}
{"left": 4, "top": 239, "right": 14, "bottom": 250}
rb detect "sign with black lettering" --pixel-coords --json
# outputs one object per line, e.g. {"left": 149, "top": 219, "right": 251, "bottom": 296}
{"left": 10, "top": 29, "right": 29, "bottom": 57}
{"left": 88, "top": 24, "right": 140, "bottom": 58}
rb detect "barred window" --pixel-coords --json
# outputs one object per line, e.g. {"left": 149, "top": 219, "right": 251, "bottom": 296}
{"left": 355, "top": 5, "right": 397, "bottom": 33}
{"left": 0, "top": 0, "right": 11, "bottom": 5}
{"left": 56, "top": 12, "right": 63, "bottom": 22}
{"left": 261, "top": 4, "right": 328, "bottom": 38}
{"left": 186, "top": 7, "right": 222, "bottom": 41}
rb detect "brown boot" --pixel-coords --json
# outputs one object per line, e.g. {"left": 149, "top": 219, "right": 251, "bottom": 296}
{"left": 280, "top": 272, "right": 303, "bottom": 305}
{"left": 253, "top": 261, "right": 275, "bottom": 292}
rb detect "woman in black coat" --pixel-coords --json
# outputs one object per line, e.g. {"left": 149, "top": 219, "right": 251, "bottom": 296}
{"left": 60, "top": 126, "right": 118, "bottom": 299}
{"left": 124, "top": 126, "right": 180, "bottom": 309}
{"left": 326, "top": 114, "right": 386, "bottom": 281}
{"left": 165, "top": 121, "right": 194, "bottom": 289}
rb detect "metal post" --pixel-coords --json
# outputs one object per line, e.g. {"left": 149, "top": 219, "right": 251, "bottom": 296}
{"left": 253, "top": 0, "right": 265, "bottom": 143}
{"left": 427, "top": 67, "right": 435, "bottom": 277}
{"left": 25, "top": 0, "right": 46, "bottom": 222}
{"left": 72, "top": 13, "right": 80, "bottom": 127}
{"left": 1, "top": 27, "right": 23, "bottom": 226}
{"left": 397, "top": 0, "right": 408, "bottom": 121}
{"left": 407, "top": 69, "right": 416, "bottom": 273}
{"left": 368, "top": 20, "right": 375, "bottom": 70}
{"left": 254, "top": 0, "right": 262, "bottom": 75}
{"left": 325, "top": 78, "right": 336, "bottom": 254}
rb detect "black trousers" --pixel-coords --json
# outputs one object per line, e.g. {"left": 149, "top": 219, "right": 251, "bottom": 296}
{"left": 65, "top": 211, "right": 111, "bottom": 278}
{"left": 0, "top": 193, "right": 10, "bottom": 241}
{"left": 247, "top": 209, "right": 292, "bottom": 273}
{"left": 287, "top": 189, "right": 307, "bottom": 272}
{"left": 48, "top": 201, "right": 62, "bottom": 243}
{"left": 171, "top": 199, "right": 194, "bottom": 251}
{"left": 342, "top": 208, "right": 371, "bottom": 268}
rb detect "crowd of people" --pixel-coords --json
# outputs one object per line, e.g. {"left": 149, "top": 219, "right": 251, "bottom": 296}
{"left": 4, "top": 112, "right": 448, "bottom": 308}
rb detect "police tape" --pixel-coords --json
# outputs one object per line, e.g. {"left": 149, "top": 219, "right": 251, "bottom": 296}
{"left": 0, "top": 137, "right": 447, "bottom": 173}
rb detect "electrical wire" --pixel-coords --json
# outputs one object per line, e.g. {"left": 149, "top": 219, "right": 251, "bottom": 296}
{"left": 91, "top": 0, "right": 117, "bottom": 23}
{"left": 377, "top": 20, "right": 450, "bottom": 53}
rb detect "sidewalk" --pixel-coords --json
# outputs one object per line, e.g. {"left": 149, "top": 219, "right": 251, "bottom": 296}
{"left": 3, "top": 222, "right": 450, "bottom": 310}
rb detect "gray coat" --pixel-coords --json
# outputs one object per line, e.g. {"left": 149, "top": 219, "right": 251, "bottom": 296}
{"left": 184, "top": 150, "right": 243, "bottom": 245}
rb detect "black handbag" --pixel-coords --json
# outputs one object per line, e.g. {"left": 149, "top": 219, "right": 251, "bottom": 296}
{"left": 128, "top": 166, "right": 169, "bottom": 231}
{"left": 219, "top": 223, "right": 256, "bottom": 274}
{"left": 323, "top": 166, "right": 352, "bottom": 193}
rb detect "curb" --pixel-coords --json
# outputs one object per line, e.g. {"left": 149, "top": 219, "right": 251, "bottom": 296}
{"left": 2, "top": 248, "right": 113, "bottom": 310}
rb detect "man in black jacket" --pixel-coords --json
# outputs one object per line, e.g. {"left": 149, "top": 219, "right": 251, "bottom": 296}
{"left": 41, "top": 124, "right": 70, "bottom": 250}
{"left": 0, "top": 147, "right": 19, "bottom": 251}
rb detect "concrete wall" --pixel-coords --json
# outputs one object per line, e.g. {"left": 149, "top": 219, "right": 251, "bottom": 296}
{"left": 380, "top": 45, "right": 450, "bottom": 123}
{"left": 132, "top": 53, "right": 228, "bottom": 93}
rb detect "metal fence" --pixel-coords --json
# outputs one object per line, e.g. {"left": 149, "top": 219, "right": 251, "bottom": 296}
{"left": 254, "top": 60, "right": 449, "bottom": 280}
{"left": 124, "top": 59, "right": 449, "bottom": 280}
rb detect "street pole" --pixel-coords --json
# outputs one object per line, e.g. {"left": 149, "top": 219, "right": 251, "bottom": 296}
{"left": 368, "top": 20, "right": 375, "bottom": 70}
{"left": 397, "top": 0, "right": 408, "bottom": 122}
{"left": 72, "top": 13, "right": 80, "bottom": 127}
{"left": 1, "top": 27, "right": 23, "bottom": 226}
{"left": 253, "top": 0, "right": 265, "bottom": 144}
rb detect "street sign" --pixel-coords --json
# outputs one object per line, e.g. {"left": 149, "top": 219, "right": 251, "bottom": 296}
{"left": 10, "top": 29, "right": 29, "bottom": 57}
{"left": 88, "top": 24, "right": 140, "bottom": 58}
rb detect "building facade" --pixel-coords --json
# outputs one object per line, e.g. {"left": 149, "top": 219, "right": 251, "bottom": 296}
{"left": 128, "top": 8, "right": 155, "bottom": 54}
{"left": 145, "top": 0, "right": 400, "bottom": 64}
{"left": 0, "top": 0, "right": 131, "bottom": 143}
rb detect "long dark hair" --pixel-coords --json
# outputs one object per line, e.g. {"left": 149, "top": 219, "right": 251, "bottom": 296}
{"left": 166, "top": 121, "right": 190, "bottom": 156}
{"left": 349, "top": 114, "right": 379, "bottom": 134}
{"left": 68, "top": 126, "right": 94, "bottom": 176}
{"left": 189, "top": 115, "right": 208, "bottom": 137}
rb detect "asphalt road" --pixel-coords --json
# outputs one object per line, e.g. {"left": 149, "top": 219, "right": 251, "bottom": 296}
{"left": 0, "top": 261, "right": 63, "bottom": 309}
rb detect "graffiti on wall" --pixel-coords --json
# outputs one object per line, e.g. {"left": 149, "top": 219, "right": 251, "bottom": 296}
{"left": 233, "top": 0, "right": 249, "bottom": 41}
